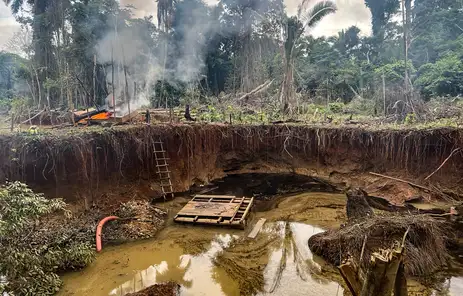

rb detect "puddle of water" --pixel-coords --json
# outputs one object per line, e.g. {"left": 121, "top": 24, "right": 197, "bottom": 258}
{"left": 409, "top": 201, "right": 450, "bottom": 211}
{"left": 59, "top": 222, "right": 344, "bottom": 296}
{"left": 58, "top": 226, "right": 240, "bottom": 296}
{"left": 108, "top": 233, "right": 237, "bottom": 296}
{"left": 409, "top": 277, "right": 463, "bottom": 296}
{"left": 447, "top": 277, "right": 463, "bottom": 296}
{"left": 256, "top": 222, "right": 343, "bottom": 296}
{"left": 59, "top": 192, "right": 463, "bottom": 296}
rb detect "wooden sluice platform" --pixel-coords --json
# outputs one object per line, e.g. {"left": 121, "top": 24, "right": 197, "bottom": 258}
{"left": 174, "top": 195, "right": 254, "bottom": 228}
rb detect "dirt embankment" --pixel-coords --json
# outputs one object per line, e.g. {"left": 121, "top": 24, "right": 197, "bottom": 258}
{"left": 0, "top": 125, "right": 462, "bottom": 204}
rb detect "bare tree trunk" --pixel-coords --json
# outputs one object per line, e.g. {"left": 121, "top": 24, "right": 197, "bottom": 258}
{"left": 382, "top": 74, "right": 386, "bottom": 117}
{"left": 26, "top": 80, "right": 36, "bottom": 104}
{"left": 66, "top": 64, "right": 73, "bottom": 110}
{"left": 160, "top": 33, "right": 168, "bottom": 108}
{"left": 46, "top": 72, "right": 53, "bottom": 125}
{"left": 232, "top": 37, "right": 237, "bottom": 93}
{"left": 93, "top": 54, "right": 96, "bottom": 107}
{"left": 33, "top": 66, "right": 42, "bottom": 108}
{"left": 280, "top": 61, "right": 294, "bottom": 114}
{"left": 121, "top": 45, "right": 130, "bottom": 115}
{"left": 111, "top": 43, "right": 116, "bottom": 118}
{"left": 401, "top": 0, "right": 409, "bottom": 95}
{"left": 10, "top": 111, "right": 14, "bottom": 132}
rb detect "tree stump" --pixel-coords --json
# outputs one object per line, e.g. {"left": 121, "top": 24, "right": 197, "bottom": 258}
{"left": 346, "top": 188, "right": 374, "bottom": 221}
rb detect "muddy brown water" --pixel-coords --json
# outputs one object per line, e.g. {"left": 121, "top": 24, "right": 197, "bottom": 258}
{"left": 59, "top": 193, "right": 463, "bottom": 296}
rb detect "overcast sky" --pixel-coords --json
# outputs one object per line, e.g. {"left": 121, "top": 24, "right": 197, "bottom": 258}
{"left": 0, "top": 0, "right": 371, "bottom": 50}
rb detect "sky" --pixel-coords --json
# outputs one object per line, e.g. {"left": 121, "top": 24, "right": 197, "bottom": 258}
{"left": 0, "top": 0, "right": 372, "bottom": 50}
{"left": 0, "top": 1, "right": 19, "bottom": 50}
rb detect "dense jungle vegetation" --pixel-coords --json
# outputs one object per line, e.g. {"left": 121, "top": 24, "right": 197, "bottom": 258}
{"left": 1, "top": 1, "right": 463, "bottom": 294}
{"left": 0, "top": 0, "right": 462, "bottom": 119}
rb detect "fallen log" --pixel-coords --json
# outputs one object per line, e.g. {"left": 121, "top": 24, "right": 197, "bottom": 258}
{"left": 369, "top": 172, "right": 462, "bottom": 200}
{"left": 369, "top": 172, "right": 431, "bottom": 192}
{"left": 238, "top": 80, "right": 274, "bottom": 101}
{"left": 20, "top": 109, "right": 45, "bottom": 125}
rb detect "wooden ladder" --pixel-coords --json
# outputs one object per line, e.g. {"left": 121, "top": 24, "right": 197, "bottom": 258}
{"left": 154, "top": 140, "right": 174, "bottom": 201}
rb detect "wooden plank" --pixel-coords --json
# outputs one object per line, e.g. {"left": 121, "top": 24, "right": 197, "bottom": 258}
{"left": 175, "top": 217, "right": 243, "bottom": 225}
{"left": 248, "top": 218, "right": 266, "bottom": 239}
{"left": 177, "top": 201, "right": 239, "bottom": 217}
{"left": 174, "top": 195, "right": 252, "bottom": 229}
{"left": 229, "top": 197, "right": 245, "bottom": 223}
{"left": 239, "top": 197, "right": 254, "bottom": 222}
{"left": 194, "top": 195, "right": 236, "bottom": 199}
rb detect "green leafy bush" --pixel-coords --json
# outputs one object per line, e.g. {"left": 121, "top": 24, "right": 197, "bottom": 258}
{"left": 0, "top": 182, "right": 95, "bottom": 295}
{"left": 415, "top": 53, "right": 463, "bottom": 98}
{"left": 328, "top": 102, "right": 344, "bottom": 113}
{"left": 375, "top": 61, "right": 416, "bottom": 84}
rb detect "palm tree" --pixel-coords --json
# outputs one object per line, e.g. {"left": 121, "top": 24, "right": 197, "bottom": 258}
{"left": 279, "top": 0, "right": 337, "bottom": 114}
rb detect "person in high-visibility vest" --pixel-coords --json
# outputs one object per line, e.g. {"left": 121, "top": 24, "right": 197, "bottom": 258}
{"left": 29, "top": 126, "right": 38, "bottom": 134}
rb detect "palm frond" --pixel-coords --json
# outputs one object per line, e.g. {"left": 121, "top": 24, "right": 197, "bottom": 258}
{"left": 297, "top": 0, "right": 312, "bottom": 19}
{"left": 299, "top": 1, "right": 337, "bottom": 30}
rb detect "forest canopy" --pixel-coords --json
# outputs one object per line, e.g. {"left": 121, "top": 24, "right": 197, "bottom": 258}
{"left": 1, "top": 0, "right": 462, "bottom": 116}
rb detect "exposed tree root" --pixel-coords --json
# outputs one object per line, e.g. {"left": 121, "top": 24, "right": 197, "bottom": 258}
{"left": 0, "top": 125, "right": 462, "bottom": 201}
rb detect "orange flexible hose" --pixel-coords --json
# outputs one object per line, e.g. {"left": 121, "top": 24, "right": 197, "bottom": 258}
{"left": 96, "top": 216, "right": 119, "bottom": 252}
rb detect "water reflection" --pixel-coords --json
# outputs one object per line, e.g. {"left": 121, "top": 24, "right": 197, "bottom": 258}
{"left": 105, "top": 222, "right": 345, "bottom": 296}
{"left": 257, "top": 222, "right": 343, "bottom": 296}
{"left": 109, "top": 234, "right": 234, "bottom": 296}
{"left": 60, "top": 219, "right": 463, "bottom": 296}
{"left": 432, "top": 277, "right": 463, "bottom": 296}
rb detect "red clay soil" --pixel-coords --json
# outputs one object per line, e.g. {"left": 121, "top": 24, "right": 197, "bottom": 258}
{"left": 124, "top": 282, "right": 180, "bottom": 296}
{"left": 1, "top": 125, "right": 462, "bottom": 204}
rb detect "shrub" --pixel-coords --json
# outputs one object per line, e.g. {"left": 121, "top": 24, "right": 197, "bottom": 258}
{"left": 328, "top": 102, "right": 344, "bottom": 114}
{"left": 0, "top": 182, "right": 95, "bottom": 295}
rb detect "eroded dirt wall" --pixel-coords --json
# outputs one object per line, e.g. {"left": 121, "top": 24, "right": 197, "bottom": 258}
{"left": 0, "top": 125, "right": 462, "bottom": 199}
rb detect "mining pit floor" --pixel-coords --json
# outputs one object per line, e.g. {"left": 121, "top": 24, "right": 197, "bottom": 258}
{"left": 58, "top": 192, "right": 463, "bottom": 296}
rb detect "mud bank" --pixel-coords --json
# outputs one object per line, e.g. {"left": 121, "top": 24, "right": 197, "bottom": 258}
{"left": 1, "top": 125, "right": 462, "bottom": 202}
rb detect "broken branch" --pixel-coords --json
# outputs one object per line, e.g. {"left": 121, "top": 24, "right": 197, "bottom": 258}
{"left": 369, "top": 172, "right": 431, "bottom": 192}
{"left": 20, "top": 109, "right": 45, "bottom": 124}
{"left": 239, "top": 80, "right": 274, "bottom": 101}
{"left": 425, "top": 148, "right": 461, "bottom": 180}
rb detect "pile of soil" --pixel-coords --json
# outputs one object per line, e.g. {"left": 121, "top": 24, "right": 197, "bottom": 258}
{"left": 308, "top": 213, "right": 452, "bottom": 277}
{"left": 104, "top": 200, "right": 167, "bottom": 242}
{"left": 35, "top": 199, "right": 168, "bottom": 253}
{"left": 124, "top": 282, "right": 180, "bottom": 296}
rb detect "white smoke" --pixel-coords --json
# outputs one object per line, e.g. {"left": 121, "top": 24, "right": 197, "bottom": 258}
{"left": 173, "top": 2, "right": 216, "bottom": 84}
{"left": 96, "top": 28, "right": 161, "bottom": 115}
{"left": 95, "top": 0, "right": 219, "bottom": 114}
{"left": 96, "top": 0, "right": 372, "bottom": 115}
